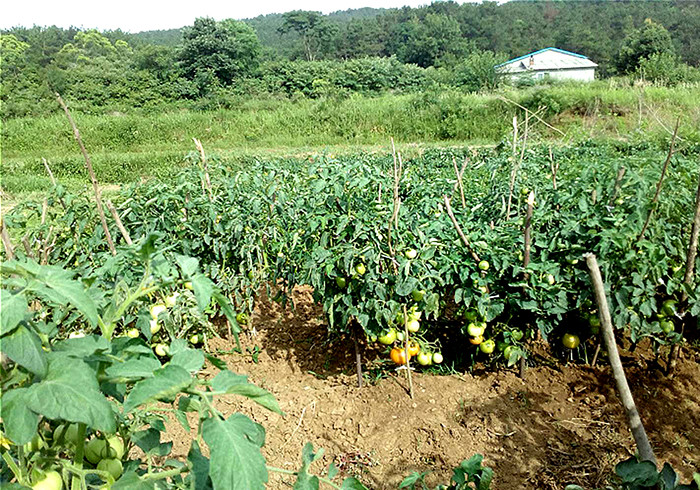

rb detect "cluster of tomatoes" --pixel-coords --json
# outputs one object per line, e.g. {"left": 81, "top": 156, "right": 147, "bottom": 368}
{"left": 374, "top": 304, "right": 444, "bottom": 367}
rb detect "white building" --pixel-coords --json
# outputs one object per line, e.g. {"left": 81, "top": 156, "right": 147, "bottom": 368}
{"left": 497, "top": 47, "right": 598, "bottom": 82}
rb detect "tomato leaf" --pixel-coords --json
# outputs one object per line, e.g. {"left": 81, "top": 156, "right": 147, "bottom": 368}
{"left": 54, "top": 335, "right": 111, "bottom": 357}
{"left": 104, "top": 357, "right": 161, "bottom": 381}
{"left": 0, "top": 289, "right": 27, "bottom": 336}
{"left": 124, "top": 364, "right": 193, "bottom": 412}
{"left": 0, "top": 388, "right": 39, "bottom": 445}
{"left": 1, "top": 324, "right": 47, "bottom": 377}
{"left": 202, "top": 413, "right": 268, "bottom": 490}
{"left": 191, "top": 274, "right": 214, "bottom": 313}
{"left": 24, "top": 353, "right": 115, "bottom": 433}
{"left": 187, "top": 440, "right": 213, "bottom": 490}
{"left": 175, "top": 254, "right": 200, "bottom": 278}
{"left": 211, "top": 371, "right": 283, "bottom": 415}
{"left": 112, "top": 471, "right": 157, "bottom": 490}
{"left": 340, "top": 477, "right": 368, "bottom": 489}
{"left": 293, "top": 442, "right": 320, "bottom": 490}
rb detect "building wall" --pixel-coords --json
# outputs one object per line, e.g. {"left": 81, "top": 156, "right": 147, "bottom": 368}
{"left": 509, "top": 68, "right": 596, "bottom": 82}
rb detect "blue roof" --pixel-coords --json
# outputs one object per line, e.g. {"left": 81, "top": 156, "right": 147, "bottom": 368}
{"left": 495, "top": 47, "right": 590, "bottom": 68}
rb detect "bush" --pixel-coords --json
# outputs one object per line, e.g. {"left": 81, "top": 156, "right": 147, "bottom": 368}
{"left": 636, "top": 52, "right": 700, "bottom": 86}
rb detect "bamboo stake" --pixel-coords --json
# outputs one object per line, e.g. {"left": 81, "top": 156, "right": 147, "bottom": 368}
{"left": 609, "top": 167, "right": 627, "bottom": 205}
{"left": 443, "top": 195, "right": 481, "bottom": 264}
{"left": 106, "top": 201, "right": 133, "bottom": 245}
{"left": 637, "top": 119, "right": 680, "bottom": 243}
{"left": 1, "top": 219, "right": 15, "bottom": 260}
{"left": 498, "top": 96, "right": 566, "bottom": 137}
{"left": 585, "top": 253, "right": 657, "bottom": 465}
{"left": 668, "top": 164, "right": 700, "bottom": 375}
{"left": 401, "top": 304, "right": 415, "bottom": 400}
{"left": 506, "top": 111, "right": 529, "bottom": 218}
{"left": 193, "top": 138, "right": 213, "bottom": 202}
{"left": 548, "top": 147, "right": 559, "bottom": 191}
{"left": 452, "top": 157, "right": 466, "bottom": 208}
{"left": 353, "top": 323, "right": 363, "bottom": 388}
{"left": 55, "top": 93, "right": 116, "bottom": 256}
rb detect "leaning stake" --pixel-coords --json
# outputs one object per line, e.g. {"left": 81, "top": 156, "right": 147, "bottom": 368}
{"left": 585, "top": 253, "right": 657, "bottom": 465}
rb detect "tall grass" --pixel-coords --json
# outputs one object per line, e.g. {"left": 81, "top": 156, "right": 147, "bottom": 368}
{"left": 2, "top": 82, "right": 698, "bottom": 195}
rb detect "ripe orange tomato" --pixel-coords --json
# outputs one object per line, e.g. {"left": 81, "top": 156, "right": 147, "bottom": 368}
{"left": 469, "top": 335, "right": 484, "bottom": 345}
{"left": 390, "top": 347, "right": 409, "bottom": 365}
{"left": 407, "top": 341, "right": 420, "bottom": 357}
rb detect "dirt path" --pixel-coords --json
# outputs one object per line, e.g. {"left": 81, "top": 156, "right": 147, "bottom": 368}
{"left": 166, "top": 287, "right": 700, "bottom": 489}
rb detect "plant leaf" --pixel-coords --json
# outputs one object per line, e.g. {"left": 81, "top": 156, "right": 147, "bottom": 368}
{"left": 24, "top": 353, "right": 115, "bottom": 433}
{"left": 0, "top": 388, "right": 39, "bottom": 445}
{"left": 0, "top": 289, "right": 28, "bottom": 336}
{"left": 211, "top": 371, "right": 283, "bottom": 414}
{"left": 104, "top": 357, "right": 161, "bottom": 381}
{"left": 1, "top": 324, "right": 47, "bottom": 377}
{"left": 202, "top": 413, "right": 268, "bottom": 490}
{"left": 124, "top": 365, "right": 193, "bottom": 412}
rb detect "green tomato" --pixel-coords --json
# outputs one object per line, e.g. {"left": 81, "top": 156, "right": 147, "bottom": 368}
{"left": 377, "top": 328, "right": 397, "bottom": 345}
{"left": 354, "top": 263, "right": 366, "bottom": 276}
{"left": 32, "top": 470, "right": 63, "bottom": 490}
{"left": 236, "top": 313, "right": 249, "bottom": 325}
{"left": 467, "top": 322, "right": 485, "bottom": 337}
{"left": 126, "top": 328, "right": 140, "bottom": 339}
{"left": 546, "top": 274, "right": 555, "bottom": 285}
{"left": 407, "top": 319, "right": 420, "bottom": 333}
{"left": 463, "top": 309, "right": 479, "bottom": 322}
{"left": 247, "top": 270, "right": 255, "bottom": 280}
{"left": 85, "top": 435, "right": 124, "bottom": 464}
{"left": 396, "top": 331, "right": 405, "bottom": 342}
{"left": 478, "top": 260, "right": 490, "bottom": 271}
{"left": 405, "top": 249, "right": 418, "bottom": 260}
{"left": 662, "top": 299, "right": 677, "bottom": 317}
{"left": 660, "top": 320, "right": 674, "bottom": 334}
{"left": 368, "top": 334, "right": 378, "bottom": 343}
{"left": 189, "top": 334, "right": 201, "bottom": 345}
{"left": 479, "top": 339, "right": 496, "bottom": 354}
{"left": 432, "top": 352, "right": 443, "bottom": 364}
{"left": 154, "top": 343, "right": 169, "bottom": 357}
{"left": 416, "top": 351, "right": 433, "bottom": 366}
{"left": 335, "top": 277, "right": 347, "bottom": 288}
{"left": 510, "top": 329, "right": 524, "bottom": 342}
{"left": 411, "top": 289, "right": 425, "bottom": 302}
{"left": 562, "top": 334, "right": 580, "bottom": 349}
{"left": 97, "top": 458, "right": 123, "bottom": 480}
{"left": 503, "top": 346, "right": 514, "bottom": 360}
{"left": 53, "top": 424, "right": 80, "bottom": 447}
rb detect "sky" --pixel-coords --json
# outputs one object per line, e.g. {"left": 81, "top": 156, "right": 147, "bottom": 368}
{"left": 0, "top": 0, "right": 452, "bottom": 33}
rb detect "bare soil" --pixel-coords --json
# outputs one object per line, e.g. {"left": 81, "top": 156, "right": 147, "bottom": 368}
{"left": 165, "top": 286, "right": 700, "bottom": 489}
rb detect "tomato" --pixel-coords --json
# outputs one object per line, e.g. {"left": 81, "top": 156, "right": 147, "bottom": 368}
{"left": 97, "top": 458, "right": 123, "bottom": 480}
{"left": 521, "top": 187, "right": 530, "bottom": 196}
{"left": 377, "top": 328, "right": 397, "bottom": 345}
{"left": 236, "top": 313, "right": 249, "bottom": 325}
{"left": 432, "top": 352, "right": 443, "bottom": 364}
{"left": 164, "top": 292, "right": 179, "bottom": 308}
{"left": 615, "top": 197, "right": 624, "bottom": 205}
{"left": 31, "top": 470, "right": 63, "bottom": 490}
{"left": 416, "top": 351, "right": 433, "bottom": 366}
{"left": 510, "top": 329, "right": 524, "bottom": 341}
{"left": 411, "top": 289, "right": 425, "bottom": 302}
{"left": 407, "top": 341, "right": 420, "bottom": 357}
{"left": 463, "top": 309, "right": 478, "bottom": 322}
{"left": 126, "top": 328, "right": 140, "bottom": 338}
{"left": 546, "top": 274, "right": 555, "bottom": 285}
{"left": 154, "top": 344, "right": 169, "bottom": 357}
{"left": 478, "top": 260, "right": 490, "bottom": 271}
{"left": 354, "top": 263, "right": 366, "bottom": 276}
{"left": 479, "top": 339, "right": 495, "bottom": 354}
{"left": 184, "top": 281, "right": 193, "bottom": 290}
{"left": 86, "top": 435, "right": 124, "bottom": 464}
{"left": 466, "top": 322, "right": 485, "bottom": 337}
{"left": 189, "top": 334, "right": 201, "bottom": 345}
{"left": 247, "top": 270, "right": 255, "bottom": 280}
{"left": 150, "top": 304, "right": 167, "bottom": 319}
{"left": 368, "top": 334, "right": 377, "bottom": 343}
{"left": 478, "top": 286, "right": 489, "bottom": 294}
{"left": 390, "top": 347, "right": 409, "bottom": 365}
{"left": 335, "top": 277, "right": 347, "bottom": 288}
{"left": 660, "top": 320, "right": 674, "bottom": 334}
{"left": 406, "top": 319, "right": 420, "bottom": 333}
{"left": 53, "top": 424, "right": 80, "bottom": 447}
{"left": 408, "top": 306, "right": 422, "bottom": 320}
{"left": 396, "top": 331, "right": 405, "bottom": 342}
{"left": 662, "top": 299, "right": 677, "bottom": 317}
{"left": 469, "top": 335, "right": 484, "bottom": 345}
{"left": 149, "top": 319, "right": 160, "bottom": 335}
{"left": 562, "top": 334, "right": 580, "bottom": 349}
{"left": 503, "top": 346, "right": 514, "bottom": 360}
{"left": 404, "top": 249, "right": 418, "bottom": 260}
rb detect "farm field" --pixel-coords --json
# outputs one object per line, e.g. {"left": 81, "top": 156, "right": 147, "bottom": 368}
{"left": 2, "top": 133, "right": 700, "bottom": 489}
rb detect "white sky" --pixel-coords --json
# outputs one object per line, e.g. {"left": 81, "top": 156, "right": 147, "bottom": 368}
{"left": 0, "top": 0, "right": 453, "bottom": 33}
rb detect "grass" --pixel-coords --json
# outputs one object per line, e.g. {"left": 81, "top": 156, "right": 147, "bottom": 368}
{"left": 2, "top": 81, "right": 699, "bottom": 199}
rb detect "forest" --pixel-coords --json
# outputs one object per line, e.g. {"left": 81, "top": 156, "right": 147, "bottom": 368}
{"left": 2, "top": 0, "right": 700, "bottom": 118}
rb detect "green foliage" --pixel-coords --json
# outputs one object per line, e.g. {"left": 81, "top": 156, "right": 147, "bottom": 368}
{"left": 179, "top": 17, "right": 262, "bottom": 88}
{"left": 278, "top": 10, "right": 337, "bottom": 61}
{"left": 613, "top": 456, "right": 699, "bottom": 489}
{"left": 636, "top": 52, "right": 700, "bottom": 86}
{"left": 399, "top": 454, "right": 493, "bottom": 489}
{"left": 452, "top": 51, "right": 506, "bottom": 92}
{"left": 617, "top": 18, "right": 675, "bottom": 75}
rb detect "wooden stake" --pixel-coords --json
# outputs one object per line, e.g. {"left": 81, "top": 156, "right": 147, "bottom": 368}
{"left": 402, "top": 304, "right": 414, "bottom": 399}
{"left": 56, "top": 93, "right": 116, "bottom": 256}
{"left": 444, "top": 195, "right": 481, "bottom": 264}
{"left": 1, "top": 219, "right": 15, "bottom": 260}
{"left": 106, "top": 201, "right": 133, "bottom": 245}
{"left": 637, "top": 119, "right": 680, "bottom": 243}
{"left": 585, "top": 253, "right": 657, "bottom": 465}
{"left": 452, "top": 156, "right": 467, "bottom": 209}
{"left": 193, "top": 138, "right": 213, "bottom": 202}
{"left": 353, "top": 323, "right": 363, "bottom": 388}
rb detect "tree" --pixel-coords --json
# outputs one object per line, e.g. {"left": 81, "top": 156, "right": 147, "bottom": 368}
{"left": 617, "top": 18, "right": 674, "bottom": 74}
{"left": 180, "top": 17, "right": 261, "bottom": 85}
{"left": 278, "top": 11, "right": 337, "bottom": 61}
